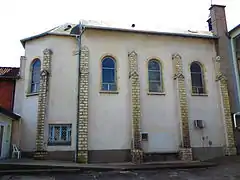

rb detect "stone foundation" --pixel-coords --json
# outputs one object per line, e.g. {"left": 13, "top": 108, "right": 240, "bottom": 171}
{"left": 179, "top": 148, "right": 193, "bottom": 161}
{"left": 131, "top": 149, "right": 143, "bottom": 164}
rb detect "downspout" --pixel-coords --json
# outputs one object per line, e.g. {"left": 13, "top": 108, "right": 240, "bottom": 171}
{"left": 75, "top": 22, "right": 86, "bottom": 162}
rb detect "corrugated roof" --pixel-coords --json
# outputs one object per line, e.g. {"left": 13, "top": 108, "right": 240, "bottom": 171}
{"left": 20, "top": 20, "right": 217, "bottom": 47}
{"left": 0, "top": 67, "right": 20, "bottom": 79}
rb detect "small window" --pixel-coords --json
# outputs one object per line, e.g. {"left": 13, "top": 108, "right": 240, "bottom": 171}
{"left": 190, "top": 62, "right": 205, "bottom": 94}
{"left": 148, "top": 59, "right": 163, "bottom": 92}
{"left": 30, "top": 59, "right": 41, "bottom": 93}
{"left": 101, "top": 56, "right": 117, "bottom": 91}
{"left": 48, "top": 124, "right": 72, "bottom": 146}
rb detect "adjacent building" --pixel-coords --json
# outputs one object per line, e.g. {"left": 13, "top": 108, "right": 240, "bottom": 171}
{"left": 0, "top": 67, "right": 21, "bottom": 159}
{"left": 13, "top": 4, "right": 237, "bottom": 163}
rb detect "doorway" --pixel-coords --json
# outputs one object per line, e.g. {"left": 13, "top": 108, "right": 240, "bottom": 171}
{"left": 0, "top": 125, "right": 4, "bottom": 156}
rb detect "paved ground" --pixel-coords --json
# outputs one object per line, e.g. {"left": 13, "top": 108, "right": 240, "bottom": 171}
{"left": 1, "top": 156, "right": 240, "bottom": 180}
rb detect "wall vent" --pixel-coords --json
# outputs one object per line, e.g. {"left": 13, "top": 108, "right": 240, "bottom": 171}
{"left": 194, "top": 120, "right": 205, "bottom": 129}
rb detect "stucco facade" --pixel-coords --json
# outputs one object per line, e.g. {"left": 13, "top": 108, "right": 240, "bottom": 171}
{"left": 13, "top": 27, "right": 236, "bottom": 162}
{"left": 13, "top": 4, "right": 237, "bottom": 163}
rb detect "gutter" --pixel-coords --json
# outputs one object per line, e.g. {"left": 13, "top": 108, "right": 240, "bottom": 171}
{"left": 75, "top": 22, "right": 86, "bottom": 162}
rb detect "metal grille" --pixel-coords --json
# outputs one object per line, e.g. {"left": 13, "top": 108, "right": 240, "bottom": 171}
{"left": 48, "top": 124, "right": 71, "bottom": 144}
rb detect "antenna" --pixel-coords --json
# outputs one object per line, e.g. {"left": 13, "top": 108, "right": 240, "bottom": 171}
{"left": 211, "top": 0, "right": 213, "bottom": 5}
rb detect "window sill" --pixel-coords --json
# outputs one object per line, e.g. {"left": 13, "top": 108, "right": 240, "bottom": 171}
{"left": 147, "top": 92, "right": 166, "bottom": 96}
{"left": 47, "top": 142, "right": 71, "bottom": 146}
{"left": 99, "top": 91, "right": 119, "bottom": 94}
{"left": 26, "top": 92, "right": 39, "bottom": 97}
{"left": 191, "top": 93, "right": 208, "bottom": 97}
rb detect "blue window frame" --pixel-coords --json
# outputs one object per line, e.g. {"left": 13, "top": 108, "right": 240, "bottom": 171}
{"left": 148, "top": 59, "right": 163, "bottom": 92}
{"left": 48, "top": 124, "right": 72, "bottom": 146}
{"left": 30, "top": 59, "right": 41, "bottom": 93}
{"left": 190, "top": 62, "right": 205, "bottom": 94}
{"left": 101, "top": 56, "right": 117, "bottom": 91}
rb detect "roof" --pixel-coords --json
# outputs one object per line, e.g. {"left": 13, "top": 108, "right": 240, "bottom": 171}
{"left": 0, "top": 106, "right": 20, "bottom": 120}
{"left": 229, "top": 24, "right": 240, "bottom": 35}
{"left": 0, "top": 67, "right": 20, "bottom": 79}
{"left": 20, "top": 20, "right": 218, "bottom": 47}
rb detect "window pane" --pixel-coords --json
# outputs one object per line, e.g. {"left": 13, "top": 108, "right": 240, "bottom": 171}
{"left": 191, "top": 73, "right": 203, "bottom": 87}
{"left": 31, "top": 60, "right": 41, "bottom": 93}
{"left": 102, "top": 69, "right": 115, "bottom": 83}
{"left": 54, "top": 127, "right": 60, "bottom": 141}
{"left": 102, "top": 57, "right": 115, "bottom": 68}
{"left": 61, "top": 127, "right": 67, "bottom": 141}
{"left": 148, "top": 60, "right": 160, "bottom": 70}
{"left": 109, "top": 83, "right": 117, "bottom": 91}
{"left": 101, "top": 84, "right": 109, "bottom": 91}
{"left": 192, "top": 86, "right": 204, "bottom": 94}
{"left": 148, "top": 71, "right": 161, "bottom": 81}
{"left": 48, "top": 125, "right": 72, "bottom": 145}
{"left": 190, "top": 63, "right": 201, "bottom": 72}
{"left": 149, "top": 82, "right": 161, "bottom": 92}
{"left": 33, "top": 60, "right": 41, "bottom": 68}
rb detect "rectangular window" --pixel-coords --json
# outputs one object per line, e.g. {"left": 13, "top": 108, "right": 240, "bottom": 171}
{"left": 48, "top": 124, "right": 72, "bottom": 146}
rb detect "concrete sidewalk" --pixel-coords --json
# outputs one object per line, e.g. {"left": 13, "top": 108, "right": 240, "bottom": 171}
{"left": 0, "top": 159, "right": 217, "bottom": 175}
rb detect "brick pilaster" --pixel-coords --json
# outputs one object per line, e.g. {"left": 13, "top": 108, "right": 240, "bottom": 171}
{"left": 77, "top": 46, "right": 89, "bottom": 163}
{"left": 128, "top": 51, "right": 143, "bottom": 164}
{"left": 215, "top": 56, "right": 236, "bottom": 155}
{"left": 34, "top": 48, "right": 52, "bottom": 159}
{"left": 172, "top": 53, "right": 192, "bottom": 161}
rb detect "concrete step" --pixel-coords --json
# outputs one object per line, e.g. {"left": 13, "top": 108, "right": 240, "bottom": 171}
{"left": 0, "top": 160, "right": 217, "bottom": 175}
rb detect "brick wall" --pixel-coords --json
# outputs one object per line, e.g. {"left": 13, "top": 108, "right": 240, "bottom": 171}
{"left": 0, "top": 79, "right": 15, "bottom": 110}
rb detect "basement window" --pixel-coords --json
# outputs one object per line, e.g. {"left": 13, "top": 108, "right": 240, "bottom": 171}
{"left": 48, "top": 124, "right": 72, "bottom": 146}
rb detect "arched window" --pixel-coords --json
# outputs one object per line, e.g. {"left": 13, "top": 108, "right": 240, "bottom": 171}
{"left": 101, "top": 56, "right": 117, "bottom": 91}
{"left": 190, "top": 62, "right": 205, "bottom": 94}
{"left": 30, "top": 59, "right": 41, "bottom": 93}
{"left": 148, "top": 59, "right": 163, "bottom": 92}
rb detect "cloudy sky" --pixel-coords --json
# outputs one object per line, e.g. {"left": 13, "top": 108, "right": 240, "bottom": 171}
{"left": 0, "top": 0, "right": 239, "bottom": 67}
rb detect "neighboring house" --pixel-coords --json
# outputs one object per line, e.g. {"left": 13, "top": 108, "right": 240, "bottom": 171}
{"left": 229, "top": 25, "right": 240, "bottom": 109}
{"left": 0, "top": 67, "right": 21, "bottom": 159}
{"left": 229, "top": 24, "right": 240, "bottom": 152}
{"left": 0, "top": 67, "right": 19, "bottom": 110}
{"left": 14, "top": 4, "right": 237, "bottom": 163}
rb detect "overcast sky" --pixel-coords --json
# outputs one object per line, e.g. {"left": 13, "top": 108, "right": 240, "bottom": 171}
{"left": 0, "top": 0, "right": 239, "bottom": 67}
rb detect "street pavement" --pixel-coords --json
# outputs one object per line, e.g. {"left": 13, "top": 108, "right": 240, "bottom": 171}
{"left": 1, "top": 156, "right": 240, "bottom": 180}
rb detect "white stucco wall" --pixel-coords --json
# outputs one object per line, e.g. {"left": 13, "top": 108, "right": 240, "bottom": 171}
{"left": 83, "top": 29, "right": 225, "bottom": 152}
{"left": 14, "top": 36, "right": 78, "bottom": 152}
{"left": 16, "top": 29, "right": 226, "bottom": 154}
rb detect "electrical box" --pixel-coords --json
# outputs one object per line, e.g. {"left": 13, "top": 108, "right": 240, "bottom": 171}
{"left": 141, "top": 132, "right": 148, "bottom": 141}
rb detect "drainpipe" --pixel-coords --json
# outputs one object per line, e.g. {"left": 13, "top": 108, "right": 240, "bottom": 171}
{"left": 75, "top": 21, "right": 86, "bottom": 162}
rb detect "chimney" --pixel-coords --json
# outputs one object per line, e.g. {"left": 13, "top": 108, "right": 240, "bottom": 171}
{"left": 209, "top": 4, "right": 239, "bottom": 113}
{"left": 20, "top": 56, "right": 26, "bottom": 78}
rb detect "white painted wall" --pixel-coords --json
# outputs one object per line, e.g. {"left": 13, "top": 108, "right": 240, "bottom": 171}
{"left": 83, "top": 29, "right": 225, "bottom": 152}
{"left": 46, "top": 36, "right": 78, "bottom": 152}
{"left": 14, "top": 36, "right": 78, "bottom": 152}
{"left": 16, "top": 29, "right": 226, "bottom": 154}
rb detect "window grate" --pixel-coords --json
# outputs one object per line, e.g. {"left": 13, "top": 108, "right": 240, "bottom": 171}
{"left": 48, "top": 124, "right": 72, "bottom": 146}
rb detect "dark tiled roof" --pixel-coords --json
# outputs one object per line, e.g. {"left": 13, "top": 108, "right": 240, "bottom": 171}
{"left": 0, "top": 67, "right": 20, "bottom": 79}
{"left": 0, "top": 106, "right": 20, "bottom": 120}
